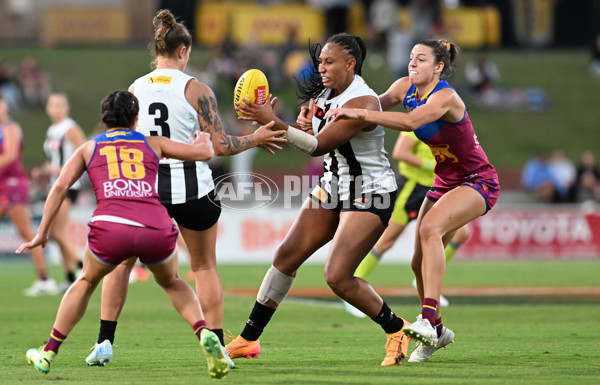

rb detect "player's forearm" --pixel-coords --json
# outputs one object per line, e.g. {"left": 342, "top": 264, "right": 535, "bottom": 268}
{"left": 356, "top": 109, "right": 417, "bottom": 132}
{"left": 213, "top": 133, "right": 255, "bottom": 156}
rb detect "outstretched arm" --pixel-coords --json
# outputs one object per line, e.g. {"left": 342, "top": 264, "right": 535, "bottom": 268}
{"left": 325, "top": 88, "right": 462, "bottom": 132}
{"left": 147, "top": 130, "right": 215, "bottom": 162}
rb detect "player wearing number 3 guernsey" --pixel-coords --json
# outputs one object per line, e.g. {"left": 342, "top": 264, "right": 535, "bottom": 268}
{"left": 88, "top": 9, "right": 285, "bottom": 368}
{"left": 20, "top": 90, "right": 229, "bottom": 378}
{"left": 326, "top": 40, "right": 500, "bottom": 362}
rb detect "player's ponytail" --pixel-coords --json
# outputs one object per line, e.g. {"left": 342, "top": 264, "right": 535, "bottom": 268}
{"left": 150, "top": 9, "right": 192, "bottom": 68}
{"left": 101, "top": 90, "right": 139, "bottom": 129}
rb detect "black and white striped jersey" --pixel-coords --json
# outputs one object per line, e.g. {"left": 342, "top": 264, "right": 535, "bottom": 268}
{"left": 312, "top": 75, "right": 397, "bottom": 200}
{"left": 43, "top": 117, "right": 82, "bottom": 190}
{"left": 133, "top": 69, "right": 213, "bottom": 205}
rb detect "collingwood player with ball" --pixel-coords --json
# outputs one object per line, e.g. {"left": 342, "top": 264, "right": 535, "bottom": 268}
{"left": 226, "top": 33, "right": 413, "bottom": 367}
{"left": 85, "top": 9, "right": 286, "bottom": 368}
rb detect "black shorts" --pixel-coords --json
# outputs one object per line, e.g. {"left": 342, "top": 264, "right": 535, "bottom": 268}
{"left": 163, "top": 190, "right": 221, "bottom": 231}
{"left": 309, "top": 184, "right": 398, "bottom": 227}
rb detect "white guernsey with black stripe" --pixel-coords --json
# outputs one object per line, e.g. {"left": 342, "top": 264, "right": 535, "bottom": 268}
{"left": 133, "top": 69, "right": 213, "bottom": 204}
{"left": 312, "top": 75, "right": 396, "bottom": 201}
{"left": 44, "top": 117, "right": 82, "bottom": 191}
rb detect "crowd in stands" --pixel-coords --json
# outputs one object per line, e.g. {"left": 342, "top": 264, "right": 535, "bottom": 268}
{"left": 0, "top": 56, "right": 51, "bottom": 112}
{"left": 521, "top": 149, "right": 600, "bottom": 204}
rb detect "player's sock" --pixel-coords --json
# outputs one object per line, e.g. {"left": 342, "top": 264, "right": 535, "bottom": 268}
{"left": 193, "top": 320, "right": 209, "bottom": 340}
{"left": 212, "top": 328, "right": 225, "bottom": 346}
{"left": 44, "top": 328, "right": 67, "bottom": 353}
{"left": 240, "top": 302, "right": 275, "bottom": 341}
{"left": 371, "top": 302, "right": 404, "bottom": 333}
{"left": 435, "top": 317, "right": 443, "bottom": 338}
{"left": 98, "top": 319, "right": 117, "bottom": 345}
{"left": 444, "top": 241, "right": 460, "bottom": 263}
{"left": 421, "top": 298, "right": 439, "bottom": 328}
{"left": 354, "top": 249, "right": 382, "bottom": 280}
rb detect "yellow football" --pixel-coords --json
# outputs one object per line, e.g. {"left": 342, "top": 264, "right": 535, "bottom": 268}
{"left": 233, "top": 69, "right": 269, "bottom": 117}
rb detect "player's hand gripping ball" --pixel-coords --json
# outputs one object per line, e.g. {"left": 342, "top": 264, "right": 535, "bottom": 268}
{"left": 234, "top": 69, "right": 269, "bottom": 117}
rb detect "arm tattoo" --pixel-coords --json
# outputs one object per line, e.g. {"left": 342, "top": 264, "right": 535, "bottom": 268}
{"left": 197, "top": 94, "right": 215, "bottom": 127}
{"left": 197, "top": 94, "right": 254, "bottom": 155}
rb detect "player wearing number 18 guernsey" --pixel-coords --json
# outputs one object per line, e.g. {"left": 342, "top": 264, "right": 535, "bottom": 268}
{"left": 86, "top": 129, "right": 178, "bottom": 265}
{"left": 87, "top": 9, "right": 285, "bottom": 368}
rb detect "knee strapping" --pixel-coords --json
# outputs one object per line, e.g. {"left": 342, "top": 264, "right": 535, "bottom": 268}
{"left": 257, "top": 266, "right": 294, "bottom": 305}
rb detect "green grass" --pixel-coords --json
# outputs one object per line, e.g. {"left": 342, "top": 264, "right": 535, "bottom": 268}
{"left": 1, "top": 259, "right": 599, "bottom": 384}
{"left": 1, "top": 46, "right": 599, "bottom": 176}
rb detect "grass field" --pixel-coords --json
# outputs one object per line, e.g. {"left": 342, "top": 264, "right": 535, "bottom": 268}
{"left": 2, "top": 258, "right": 599, "bottom": 384}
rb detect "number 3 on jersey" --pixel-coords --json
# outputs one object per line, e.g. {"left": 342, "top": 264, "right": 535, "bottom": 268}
{"left": 99, "top": 145, "right": 145, "bottom": 180}
{"left": 149, "top": 102, "right": 170, "bottom": 138}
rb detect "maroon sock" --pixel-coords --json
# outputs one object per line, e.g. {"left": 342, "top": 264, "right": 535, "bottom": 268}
{"left": 421, "top": 298, "right": 438, "bottom": 328}
{"left": 44, "top": 328, "right": 67, "bottom": 354}
{"left": 435, "top": 317, "right": 443, "bottom": 337}
{"left": 193, "top": 320, "right": 208, "bottom": 340}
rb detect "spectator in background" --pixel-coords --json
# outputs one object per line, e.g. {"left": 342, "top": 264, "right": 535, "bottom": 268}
{"left": 369, "top": 0, "right": 399, "bottom": 50}
{"left": 521, "top": 151, "right": 563, "bottom": 203}
{"left": 409, "top": 0, "right": 436, "bottom": 43}
{"left": 574, "top": 150, "right": 600, "bottom": 202}
{"left": 0, "top": 61, "right": 22, "bottom": 111}
{"left": 549, "top": 148, "right": 576, "bottom": 203}
{"left": 464, "top": 53, "right": 501, "bottom": 106}
{"left": 387, "top": 20, "right": 414, "bottom": 79}
{"left": 307, "top": 0, "right": 352, "bottom": 36}
{"left": 0, "top": 95, "right": 57, "bottom": 296}
{"left": 19, "top": 56, "right": 51, "bottom": 108}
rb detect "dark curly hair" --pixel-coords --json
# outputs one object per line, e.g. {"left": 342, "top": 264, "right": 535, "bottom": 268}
{"left": 101, "top": 90, "right": 139, "bottom": 129}
{"left": 296, "top": 33, "right": 367, "bottom": 104}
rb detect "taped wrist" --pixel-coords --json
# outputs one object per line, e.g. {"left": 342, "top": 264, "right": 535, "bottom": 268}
{"left": 283, "top": 125, "right": 318, "bottom": 154}
{"left": 257, "top": 266, "right": 295, "bottom": 305}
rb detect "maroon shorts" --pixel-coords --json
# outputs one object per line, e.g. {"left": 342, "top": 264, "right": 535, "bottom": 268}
{"left": 426, "top": 176, "right": 500, "bottom": 214}
{"left": 0, "top": 176, "right": 29, "bottom": 210}
{"left": 88, "top": 221, "right": 178, "bottom": 266}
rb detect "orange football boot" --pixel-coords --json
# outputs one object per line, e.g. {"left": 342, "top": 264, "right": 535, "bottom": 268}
{"left": 381, "top": 320, "right": 411, "bottom": 366}
{"left": 225, "top": 335, "right": 261, "bottom": 359}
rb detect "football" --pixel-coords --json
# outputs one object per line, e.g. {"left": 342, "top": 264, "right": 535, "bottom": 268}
{"left": 233, "top": 69, "right": 269, "bottom": 117}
